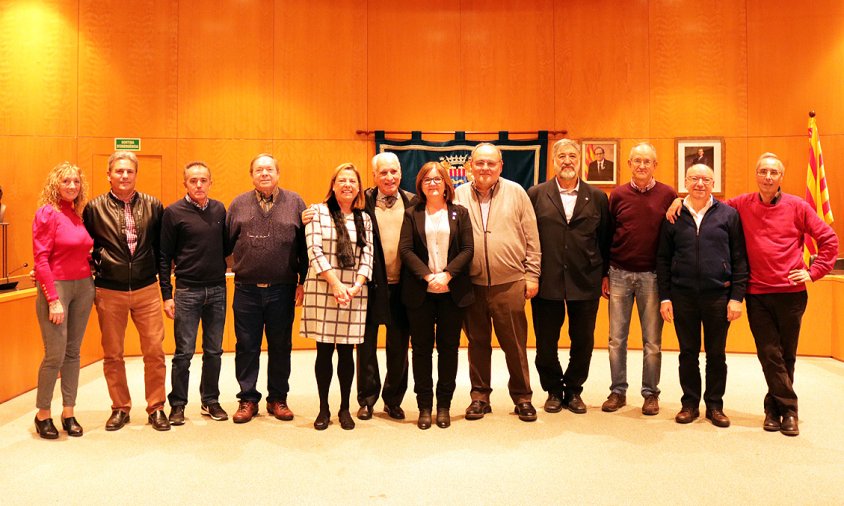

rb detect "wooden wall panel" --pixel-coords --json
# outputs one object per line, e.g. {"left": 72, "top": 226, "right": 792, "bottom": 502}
{"left": 459, "top": 0, "right": 555, "bottom": 131}
{"left": 649, "top": 0, "right": 748, "bottom": 138}
{"left": 0, "top": 136, "right": 78, "bottom": 277}
{"left": 275, "top": 0, "right": 367, "bottom": 140}
{"left": 78, "top": 0, "right": 178, "bottom": 138}
{"left": 273, "top": 140, "right": 370, "bottom": 207}
{"left": 554, "top": 0, "right": 650, "bottom": 138}
{"left": 0, "top": 0, "right": 78, "bottom": 136}
{"left": 748, "top": 0, "right": 844, "bottom": 137}
{"left": 367, "top": 0, "right": 461, "bottom": 131}
{"left": 177, "top": 0, "right": 274, "bottom": 139}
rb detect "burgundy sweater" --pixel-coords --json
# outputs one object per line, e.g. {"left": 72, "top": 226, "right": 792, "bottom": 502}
{"left": 608, "top": 181, "right": 678, "bottom": 272}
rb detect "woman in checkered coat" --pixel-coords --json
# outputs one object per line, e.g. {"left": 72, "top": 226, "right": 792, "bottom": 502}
{"left": 302, "top": 163, "right": 374, "bottom": 431}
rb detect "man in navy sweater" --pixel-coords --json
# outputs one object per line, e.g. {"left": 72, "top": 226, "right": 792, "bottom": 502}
{"left": 227, "top": 153, "right": 308, "bottom": 424}
{"left": 159, "top": 161, "right": 229, "bottom": 425}
{"left": 656, "top": 164, "right": 748, "bottom": 428}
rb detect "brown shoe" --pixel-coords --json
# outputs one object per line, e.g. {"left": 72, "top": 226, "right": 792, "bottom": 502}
{"left": 266, "top": 400, "right": 294, "bottom": 421}
{"left": 602, "top": 392, "right": 626, "bottom": 412}
{"left": 705, "top": 408, "right": 730, "bottom": 428}
{"left": 565, "top": 393, "right": 587, "bottom": 414}
{"left": 642, "top": 395, "right": 660, "bottom": 416}
{"left": 674, "top": 406, "right": 700, "bottom": 424}
{"left": 233, "top": 401, "right": 258, "bottom": 424}
{"left": 780, "top": 415, "right": 799, "bottom": 436}
{"left": 763, "top": 411, "right": 781, "bottom": 432}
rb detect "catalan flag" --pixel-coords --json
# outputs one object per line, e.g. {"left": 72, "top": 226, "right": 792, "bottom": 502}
{"left": 804, "top": 113, "right": 834, "bottom": 265}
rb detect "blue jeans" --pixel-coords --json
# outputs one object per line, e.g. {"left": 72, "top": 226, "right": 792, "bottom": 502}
{"left": 607, "top": 267, "right": 663, "bottom": 397}
{"left": 168, "top": 284, "right": 226, "bottom": 407}
{"left": 233, "top": 283, "right": 297, "bottom": 403}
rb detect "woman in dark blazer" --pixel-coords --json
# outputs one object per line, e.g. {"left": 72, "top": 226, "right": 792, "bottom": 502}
{"left": 399, "top": 161, "right": 474, "bottom": 429}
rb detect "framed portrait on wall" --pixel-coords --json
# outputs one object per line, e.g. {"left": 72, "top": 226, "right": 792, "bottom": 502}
{"left": 675, "top": 137, "right": 724, "bottom": 195}
{"left": 581, "top": 139, "right": 618, "bottom": 186}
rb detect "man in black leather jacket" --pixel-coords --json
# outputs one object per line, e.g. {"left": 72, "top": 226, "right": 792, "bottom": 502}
{"left": 83, "top": 151, "right": 169, "bottom": 432}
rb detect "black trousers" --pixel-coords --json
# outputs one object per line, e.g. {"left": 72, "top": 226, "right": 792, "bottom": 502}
{"left": 356, "top": 284, "right": 410, "bottom": 408}
{"left": 672, "top": 291, "right": 730, "bottom": 410}
{"left": 407, "top": 292, "right": 464, "bottom": 410}
{"left": 531, "top": 297, "right": 600, "bottom": 397}
{"left": 745, "top": 291, "right": 808, "bottom": 417}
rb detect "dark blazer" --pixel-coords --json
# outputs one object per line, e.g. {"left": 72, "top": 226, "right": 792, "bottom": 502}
{"left": 364, "top": 187, "right": 416, "bottom": 324}
{"left": 587, "top": 159, "right": 614, "bottom": 182}
{"left": 527, "top": 178, "right": 610, "bottom": 301}
{"left": 399, "top": 202, "right": 474, "bottom": 309}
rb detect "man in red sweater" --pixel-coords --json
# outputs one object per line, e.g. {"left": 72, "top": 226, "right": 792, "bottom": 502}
{"left": 728, "top": 153, "right": 837, "bottom": 436}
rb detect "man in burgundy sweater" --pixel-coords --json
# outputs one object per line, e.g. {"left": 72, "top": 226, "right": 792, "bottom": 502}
{"left": 602, "top": 143, "right": 678, "bottom": 416}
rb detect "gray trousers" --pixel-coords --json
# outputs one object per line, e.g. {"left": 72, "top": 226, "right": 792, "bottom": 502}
{"left": 35, "top": 277, "right": 95, "bottom": 410}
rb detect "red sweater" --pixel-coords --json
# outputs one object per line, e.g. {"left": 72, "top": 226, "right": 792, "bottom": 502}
{"left": 32, "top": 202, "right": 94, "bottom": 301}
{"left": 727, "top": 192, "right": 838, "bottom": 294}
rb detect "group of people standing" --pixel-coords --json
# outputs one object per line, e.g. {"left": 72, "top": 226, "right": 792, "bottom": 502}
{"left": 31, "top": 140, "right": 837, "bottom": 439}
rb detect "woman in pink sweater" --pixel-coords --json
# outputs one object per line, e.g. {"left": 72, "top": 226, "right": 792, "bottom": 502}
{"left": 32, "top": 162, "right": 94, "bottom": 439}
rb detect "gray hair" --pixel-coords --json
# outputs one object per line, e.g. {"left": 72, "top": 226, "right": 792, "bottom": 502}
{"left": 553, "top": 138, "right": 581, "bottom": 156}
{"left": 628, "top": 142, "right": 657, "bottom": 161}
{"left": 755, "top": 152, "right": 785, "bottom": 172}
{"left": 371, "top": 152, "right": 400, "bottom": 171}
{"left": 108, "top": 151, "right": 139, "bottom": 172}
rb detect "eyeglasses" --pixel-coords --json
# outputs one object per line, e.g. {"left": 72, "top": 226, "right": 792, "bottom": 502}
{"left": 686, "top": 176, "right": 713, "bottom": 184}
{"left": 472, "top": 160, "right": 500, "bottom": 169}
{"left": 423, "top": 177, "right": 443, "bottom": 185}
{"left": 630, "top": 158, "right": 654, "bottom": 167}
{"left": 756, "top": 169, "right": 782, "bottom": 177}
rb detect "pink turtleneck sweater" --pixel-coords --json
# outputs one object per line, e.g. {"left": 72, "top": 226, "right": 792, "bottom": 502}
{"left": 32, "top": 201, "right": 93, "bottom": 302}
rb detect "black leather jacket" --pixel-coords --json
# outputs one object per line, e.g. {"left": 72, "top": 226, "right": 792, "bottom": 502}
{"left": 83, "top": 191, "right": 164, "bottom": 291}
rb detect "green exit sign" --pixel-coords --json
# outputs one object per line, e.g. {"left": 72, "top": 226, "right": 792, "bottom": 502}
{"left": 114, "top": 138, "right": 141, "bottom": 151}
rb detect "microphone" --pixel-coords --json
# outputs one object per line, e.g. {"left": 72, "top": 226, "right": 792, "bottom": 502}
{"left": 0, "top": 262, "right": 29, "bottom": 291}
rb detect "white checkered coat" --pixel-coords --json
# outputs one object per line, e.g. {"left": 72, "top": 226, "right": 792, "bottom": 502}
{"left": 301, "top": 203, "right": 374, "bottom": 344}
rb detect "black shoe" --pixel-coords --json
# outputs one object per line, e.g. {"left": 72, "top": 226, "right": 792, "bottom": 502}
{"left": 34, "top": 416, "right": 59, "bottom": 439}
{"left": 357, "top": 405, "right": 373, "bottom": 420}
{"left": 465, "top": 400, "right": 492, "bottom": 420}
{"left": 515, "top": 402, "right": 538, "bottom": 422}
{"left": 565, "top": 393, "right": 587, "bottom": 414}
{"left": 780, "top": 415, "right": 799, "bottom": 436}
{"left": 168, "top": 405, "right": 185, "bottom": 426}
{"left": 61, "top": 416, "right": 83, "bottom": 437}
{"left": 339, "top": 409, "right": 355, "bottom": 430}
{"left": 544, "top": 392, "right": 564, "bottom": 413}
{"left": 436, "top": 408, "right": 450, "bottom": 428}
{"left": 417, "top": 409, "right": 432, "bottom": 430}
{"left": 763, "top": 411, "right": 781, "bottom": 432}
{"left": 384, "top": 404, "right": 406, "bottom": 420}
{"left": 148, "top": 409, "right": 171, "bottom": 431}
{"left": 314, "top": 411, "right": 331, "bottom": 431}
{"left": 201, "top": 402, "right": 228, "bottom": 421}
{"left": 105, "top": 409, "right": 130, "bottom": 431}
